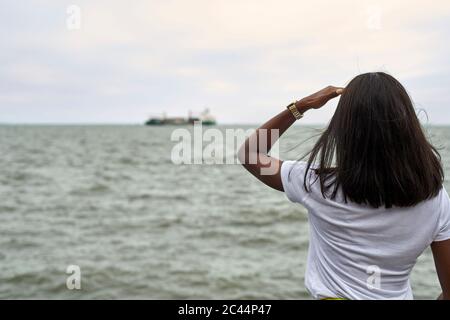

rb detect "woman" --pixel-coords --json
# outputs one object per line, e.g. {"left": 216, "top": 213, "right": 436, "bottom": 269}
{"left": 238, "top": 72, "right": 450, "bottom": 300}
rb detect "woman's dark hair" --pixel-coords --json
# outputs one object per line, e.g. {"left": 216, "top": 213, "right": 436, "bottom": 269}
{"left": 304, "top": 72, "right": 444, "bottom": 208}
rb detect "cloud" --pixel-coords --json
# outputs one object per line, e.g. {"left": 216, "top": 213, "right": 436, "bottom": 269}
{"left": 0, "top": 0, "right": 450, "bottom": 123}
{"left": 3, "top": 62, "right": 58, "bottom": 86}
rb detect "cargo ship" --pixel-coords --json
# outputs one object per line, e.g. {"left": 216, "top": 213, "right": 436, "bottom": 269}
{"left": 145, "top": 108, "right": 216, "bottom": 126}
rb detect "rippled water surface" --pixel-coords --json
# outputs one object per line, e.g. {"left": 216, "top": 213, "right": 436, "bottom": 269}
{"left": 0, "top": 125, "right": 449, "bottom": 299}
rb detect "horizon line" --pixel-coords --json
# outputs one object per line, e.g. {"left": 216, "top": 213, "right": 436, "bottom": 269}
{"left": 0, "top": 122, "right": 449, "bottom": 127}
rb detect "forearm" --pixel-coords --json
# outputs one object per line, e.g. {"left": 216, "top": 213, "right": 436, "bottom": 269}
{"left": 237, "top": 85, "right": 342, "bottom": 191}
{"left": 239, "top": 101, "right": 310, "bottom": 160}
{"left": 431, "top": 240, "right": 450, "bottom": 301}
{"left": 237, "top": 105, "right": 299, "bottom": 191}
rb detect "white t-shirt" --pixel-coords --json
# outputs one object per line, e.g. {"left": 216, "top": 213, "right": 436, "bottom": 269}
{"left": 281, "top": 160, "right": 450, "bottom": 300}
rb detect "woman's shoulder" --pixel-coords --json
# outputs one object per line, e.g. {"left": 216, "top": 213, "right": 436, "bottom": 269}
{"left": 281, "top": 160, "right": 321, "bottom": 204}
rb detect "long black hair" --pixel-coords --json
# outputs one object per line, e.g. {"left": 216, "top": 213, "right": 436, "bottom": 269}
{"left": 304, "top": 72, "right": 444, "bottom": 208}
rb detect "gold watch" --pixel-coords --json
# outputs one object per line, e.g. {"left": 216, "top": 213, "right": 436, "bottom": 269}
{"left": 286, "top": 101, "right": 304, "bottom": 120}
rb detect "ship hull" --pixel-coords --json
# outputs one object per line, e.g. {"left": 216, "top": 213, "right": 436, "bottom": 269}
{"left": 145, "top": 119, "right": 216, "bottom": 126}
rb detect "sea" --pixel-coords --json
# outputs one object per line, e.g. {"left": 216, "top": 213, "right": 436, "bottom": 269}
{"left": 0, "top": 124, "right": 449, "bottom": 299}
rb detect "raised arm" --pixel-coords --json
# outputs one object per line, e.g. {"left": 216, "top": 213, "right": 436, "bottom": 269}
{"left": 431, "top": 239, "right": 450, "bottom": 300}
{"left": 237, "top": 86, "right": 343, "bottom": 191}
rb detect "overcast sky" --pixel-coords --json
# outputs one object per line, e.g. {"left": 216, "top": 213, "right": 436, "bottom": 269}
{"left": 1, "top": 0, "right": 450, "bottom": 124}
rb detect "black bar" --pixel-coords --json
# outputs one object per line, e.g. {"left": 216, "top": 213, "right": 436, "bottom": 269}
{"left": 0, "top": 299, "right": 447, "bottom": 318}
